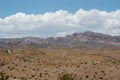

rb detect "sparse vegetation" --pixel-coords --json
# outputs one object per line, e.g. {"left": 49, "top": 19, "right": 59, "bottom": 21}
{"left": 20, "top": 77, "right": 28, "bottom": 80}
{"left": 0, "top": 48, "right": 120, "bottom": 80}
{"left": 0, "top": 72, "right": 9, "bottom": 80}
{"left": 57, "top": 72, "right": 76, "bottom": 80}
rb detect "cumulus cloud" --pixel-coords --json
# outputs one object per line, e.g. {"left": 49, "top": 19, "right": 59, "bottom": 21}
{"left": 0, "top": 9, "right": 120, "bottom": 38}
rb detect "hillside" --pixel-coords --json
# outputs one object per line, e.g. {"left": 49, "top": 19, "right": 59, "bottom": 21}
{"left": 0, "top": 48, "right": 120, "bottom": 80}
{"left": 0, "top": 31, "right": 120, "bottom": 80}
{"left": 0, "top": 31, "right": 120, "bottom": 49}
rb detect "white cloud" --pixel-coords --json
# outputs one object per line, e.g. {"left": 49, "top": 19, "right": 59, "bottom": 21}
{"left": 0, "top": 9, "right": 120, "bottom": 38}
{"left": 56, "top": 31, "right": 75, "bottom": 37}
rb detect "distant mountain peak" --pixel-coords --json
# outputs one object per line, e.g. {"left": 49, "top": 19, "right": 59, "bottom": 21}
{"left": 0, "top": 31, "right": 120, "bottom": 49}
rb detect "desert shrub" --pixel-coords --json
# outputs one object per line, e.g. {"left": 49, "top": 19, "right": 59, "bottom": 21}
{"left": 0, "top": 72, "right": 9, "bottom": 80}
{"left": 0, "top": 63, "right": 6, "bottom": 66}
{"left": 99, "top": 77, "right": 103, "bottom": 79}
{"left": 13, "top": 76, "right": 16, "bottom": 79}
{"left": 57, "top": 72, "right": 76, "bottom": 80}
{"left": 85, "top": 75, "right": 89, "bottom": 78}
{"left": 20, "top": 77, "right": 28, "bottom": 80}
{"left": 31, "top": 75, "right": 35, "bottom": 77}
{"left": 39, "top": 73, "right": 42, "bottom": 77}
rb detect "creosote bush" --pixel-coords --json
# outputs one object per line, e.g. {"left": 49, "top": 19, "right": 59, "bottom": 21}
{"left": 0, "top": 72, "right": 9, "bottom": 80}
{"left": 57, "top": 72, "right": 76, "bottom": 80}
{"left": 20, "top": 77, "right": 28, "bottom": 80}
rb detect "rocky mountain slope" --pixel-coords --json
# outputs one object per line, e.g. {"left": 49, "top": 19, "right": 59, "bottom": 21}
{"left": 0, "top": 31, "right": 120, "bottom": 49}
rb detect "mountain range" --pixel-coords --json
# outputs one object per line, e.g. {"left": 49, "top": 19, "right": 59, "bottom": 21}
{"left": 0, "top": 31, "right": 120, "bottom": 49}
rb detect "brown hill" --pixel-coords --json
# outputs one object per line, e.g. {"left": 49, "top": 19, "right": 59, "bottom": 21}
{"left": 0, "top": 31, "right": 120, "bottom": 49}
{"left": 0, "top": 48, "right": 120, "bottom": 80}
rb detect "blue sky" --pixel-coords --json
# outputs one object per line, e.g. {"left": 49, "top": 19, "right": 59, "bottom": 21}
{"left": 0, "top": 0, "right": 120, "bottom": 18}
{"left": 0, "top": 0, "right": 120, "bottom": 38}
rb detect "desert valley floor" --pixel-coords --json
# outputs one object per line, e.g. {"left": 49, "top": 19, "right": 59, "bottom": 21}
{"left": 0, "top": 47, "right": 120, "bottom": 80}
